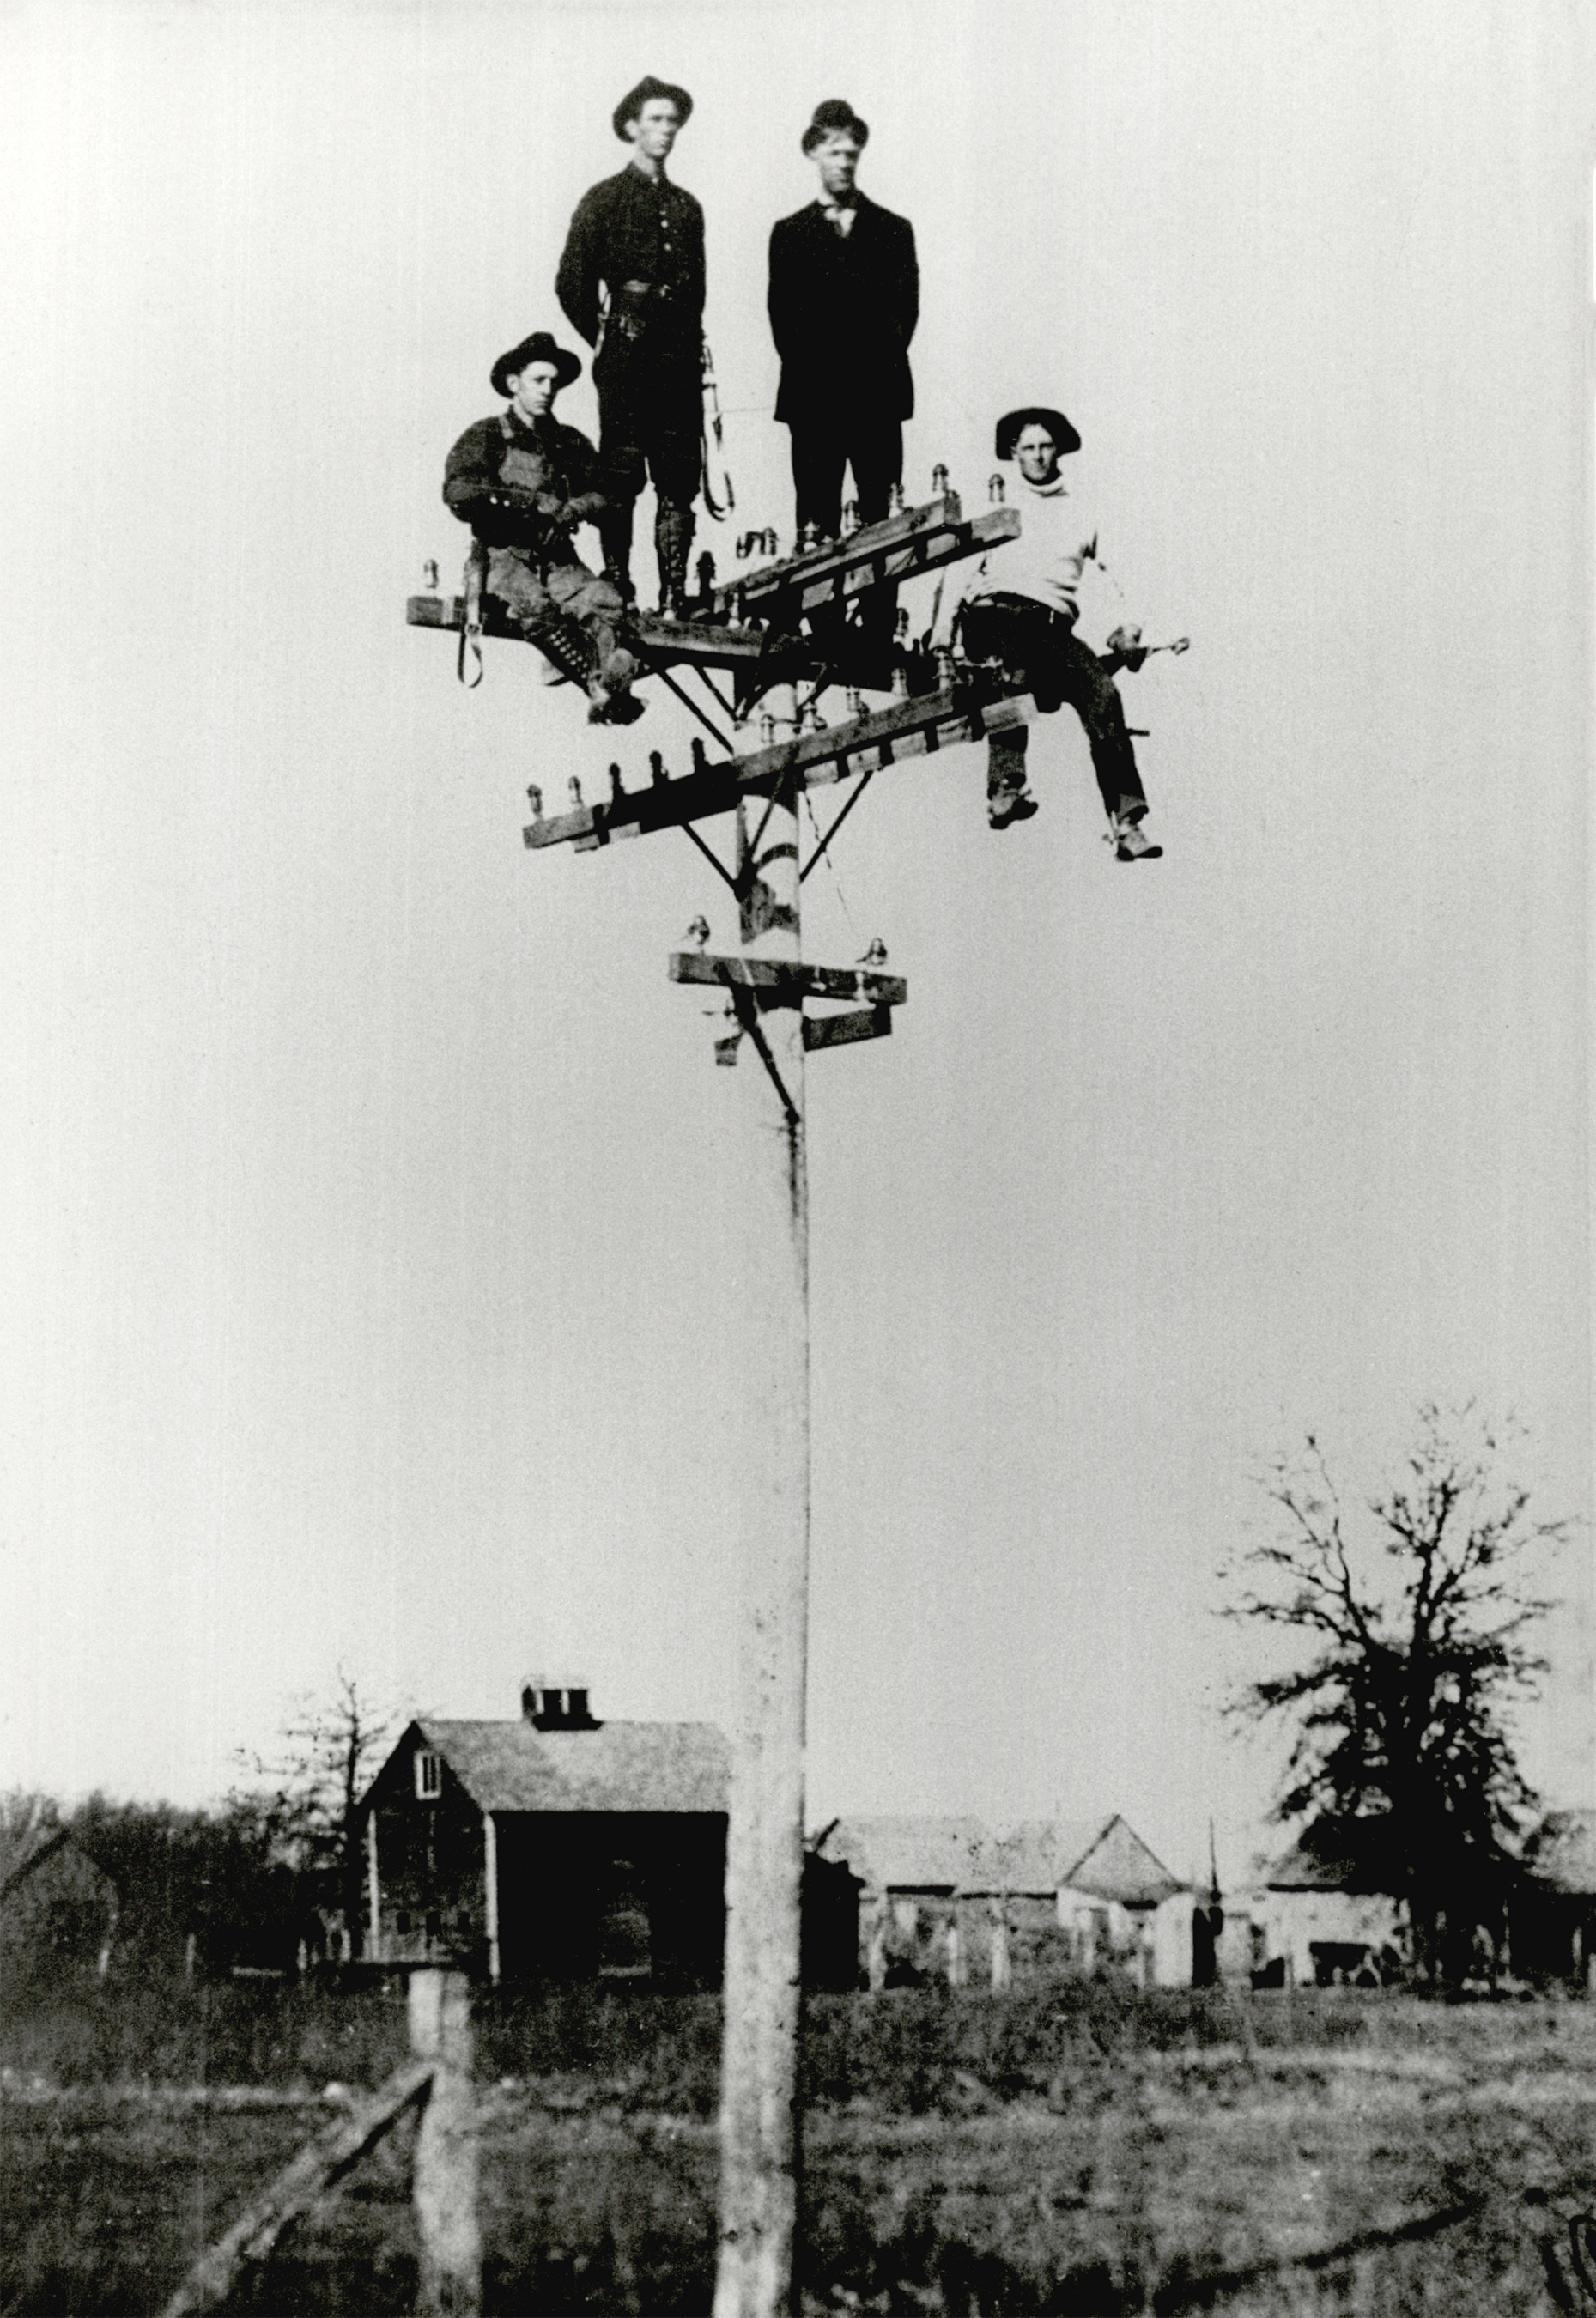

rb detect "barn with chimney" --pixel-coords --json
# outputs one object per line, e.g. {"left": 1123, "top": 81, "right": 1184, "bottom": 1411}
{"left": 358, "top": 1682, "right": 729, "bottom": 1987}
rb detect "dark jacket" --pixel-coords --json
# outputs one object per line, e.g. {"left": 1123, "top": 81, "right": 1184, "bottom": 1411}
{"left": 441, "top": 410, "right": 605, "bottom": 559}
{"left": 556, "top": 163, "right": 705, "bottom": 428}
{"left": 768, "top": 191, "right": 919, "bottom": 428}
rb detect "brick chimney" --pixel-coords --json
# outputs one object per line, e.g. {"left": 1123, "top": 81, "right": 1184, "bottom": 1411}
{"left": 520, "top": 1678, "right": 601, "bottom": 1732}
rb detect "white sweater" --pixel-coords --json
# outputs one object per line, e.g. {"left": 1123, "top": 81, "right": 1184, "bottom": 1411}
{"left": 944, "top": 470, "right": 1124, "bottom": 634}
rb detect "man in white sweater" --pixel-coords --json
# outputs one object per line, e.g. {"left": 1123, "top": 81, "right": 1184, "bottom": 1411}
{"left": 938, "top": 405, "right": 1160, "bottom": 859}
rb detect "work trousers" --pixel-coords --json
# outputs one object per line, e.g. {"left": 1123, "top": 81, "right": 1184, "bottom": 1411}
{"left": 486, "top": 546, "right": 634, "bottom": 690}
{"left": 786, "top": 415, "right": 903, "bottom": 541}
{"left": 597, "top": 411, "right": 700, "bottom": 601}
{"left": 956, "top": 593, "right": 1146, "bottom": 821}
{"left": 600, "top": 420, "right": 701, "bottom": 514}
{"left": 787, "top": 415, "right": 904, "bottom": 652}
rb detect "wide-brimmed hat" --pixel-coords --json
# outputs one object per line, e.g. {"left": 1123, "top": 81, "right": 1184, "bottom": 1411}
{"left": 995, "top": 405, "right": 1082, "bottom": 461}
{"left": 613, "top": 75, "right": 694, "bottom": 139}
{"left": 491, "top": 331, "right": 581, "bottom": 399}
{"left": 802, "top": 98, "right": 870, "bottom": 155}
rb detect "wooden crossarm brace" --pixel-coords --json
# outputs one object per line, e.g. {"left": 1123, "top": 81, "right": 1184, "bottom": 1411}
{"left": 671, "top": 954, "right": 903, "bottom": 1073}
{"left": 409, "top": 501, "right": 1018, "bottom": 676}
{"left": 409, "top": 593, "right": 524, "bottom": 642}
{"left": 725, "top": 492, "right": 964, "bottom": 607}
{"left": 721, "top": 504, "right": 1020, "bottom": 622}
{"left": 668, "top": 953, "right": 907, "bottom": 1007}
{"left": 630, "top": 616, "right": 769, "bottom": 665}
{"left": 802, "top": 1006, "right": 893, "bottom": 1052}
{"left": 525, "top": 686, "right": 1039, "bottom": 853}
{"left": 409, "top": 593, "right": 771, "bottom": 661}
{"left": 404, "top": 501, "right": 993, "bottom": 643}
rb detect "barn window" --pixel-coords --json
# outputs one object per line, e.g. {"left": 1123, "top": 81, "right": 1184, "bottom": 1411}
{"left": 395, "top": 1911, "right": 412, "bottom": 1935}
{"left": 415, "top": 1749, "right": 443, "bottom": 1799}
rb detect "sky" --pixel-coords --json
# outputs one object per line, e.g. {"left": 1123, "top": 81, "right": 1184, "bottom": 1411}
{"left": 0, "top": 0, "right": 1591, "bottom": 1891}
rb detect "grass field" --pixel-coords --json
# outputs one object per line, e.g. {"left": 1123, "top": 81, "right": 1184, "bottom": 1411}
{"left": 3, "top": 1984, "right": 1595, "bottom": 2314}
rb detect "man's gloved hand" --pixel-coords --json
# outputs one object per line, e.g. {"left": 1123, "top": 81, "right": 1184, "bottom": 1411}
{"left": 1105, "top": 622, "right": 1148, "bottom": 672}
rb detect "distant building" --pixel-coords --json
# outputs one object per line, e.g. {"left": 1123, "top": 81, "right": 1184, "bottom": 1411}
{"left": 0, "top": 1825, "right": 122, "bottom": 1983}
{"left": 815, "top": 1813, "right": 1190, "bottom": 1987}
{"left": 1511, "top": 1808, "right": 1596, "bottom": 1987}
{"left": 358, "top": 1683, "right": 729, "bottom": 1987}
{"left": 1255, "top": 1820, "right": 1406, "bottom": 1986}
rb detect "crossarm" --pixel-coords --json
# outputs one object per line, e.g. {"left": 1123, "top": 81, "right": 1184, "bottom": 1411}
{"left": 524, "top": 686, "right": 1039, "bottom": 852}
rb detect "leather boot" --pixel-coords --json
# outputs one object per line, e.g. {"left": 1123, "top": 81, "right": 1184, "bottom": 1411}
{"left": 655, "top": 501, "right": 695, "bottom": 620}
{"left": 526, "top": 612, "right": 592, "bottom": 690}
{"left": 598, "top": 506, "right": 636, "bottom": 606}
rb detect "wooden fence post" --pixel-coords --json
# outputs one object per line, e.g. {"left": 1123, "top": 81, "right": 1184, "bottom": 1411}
{"left": 410, "top": 1967, "right": 482, "bottom": 2317}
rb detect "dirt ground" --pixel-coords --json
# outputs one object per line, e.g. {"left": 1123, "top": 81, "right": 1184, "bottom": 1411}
{"left": 4, "top": 1993, "right": 1596, "bottom": 2314}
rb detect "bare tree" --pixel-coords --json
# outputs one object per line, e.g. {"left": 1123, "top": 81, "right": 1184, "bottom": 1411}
{"left": 1224, "top": 1404, "right": 1568, "bottom": 1982}
{"left": 234, "top": 1669, "right": 391, "bottom": 1961}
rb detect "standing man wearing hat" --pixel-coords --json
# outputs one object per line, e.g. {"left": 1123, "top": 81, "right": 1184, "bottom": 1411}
{"left": 442, "top": 330, "right": 644, "bottom": 724}
{"left": 768, "top": 100, "right": 919, "bottom": 561}
{"left": 937, "top": 406, "right": 1161, "bottom": 859}
{"left": 556, "top": 76, "right": 704, "bottom": 619}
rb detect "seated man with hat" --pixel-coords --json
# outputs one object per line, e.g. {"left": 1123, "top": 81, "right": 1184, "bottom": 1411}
{"left": 938, "top": 406, "right": 1161, "bottom": 859}
{"left": 556, "top": 76, "right": 704, "bottom": 618}
{"left": 442, "top": 331, "right": 644, "bottom": 725}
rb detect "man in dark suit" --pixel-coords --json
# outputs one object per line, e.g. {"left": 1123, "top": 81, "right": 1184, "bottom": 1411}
{"left": 556, "top": 76, "right": 705, "bottom": 616}
{"left": 768, "top": 100, "right": 918, "bottom": 555}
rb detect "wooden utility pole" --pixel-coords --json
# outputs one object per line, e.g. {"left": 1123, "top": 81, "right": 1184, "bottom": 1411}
{"left": 488, "top": 490, "right": 1047, "bottom": 2318}
{"left": 713, "top": 785, "right": 810, "bottom": 2318}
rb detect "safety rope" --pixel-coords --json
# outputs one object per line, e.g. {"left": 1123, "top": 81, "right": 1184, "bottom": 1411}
{"left": 701, "top": 338, "right": 735, "bottom": 522}
{"left": 457, "top": 543, "right": 486, "bottom": 688}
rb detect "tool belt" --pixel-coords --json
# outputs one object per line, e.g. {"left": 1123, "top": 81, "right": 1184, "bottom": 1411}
{"left": 956, "top": 594, "right": 1077, "bottom": 708}
{"left": 961, "top": 592, "right": 1078, "bottom": 635}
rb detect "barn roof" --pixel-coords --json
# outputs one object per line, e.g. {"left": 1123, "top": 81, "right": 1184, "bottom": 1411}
{"left": 1520, "top": 1808, "right": 1596, "bottom": 1895}
{"left": 818, "top": 1813, "right": 1181, "bottom": 1905}
{"left": 1059, "top": 1814, "right": 1186, "bottom": 1907}
{"left": 386, "top": 1717, "right": 730, "bottom": 1817}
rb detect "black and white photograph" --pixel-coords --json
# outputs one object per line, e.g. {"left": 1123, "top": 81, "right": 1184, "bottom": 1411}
{"left": 0, "top": 2, "right": 1592, "bottom": 2309}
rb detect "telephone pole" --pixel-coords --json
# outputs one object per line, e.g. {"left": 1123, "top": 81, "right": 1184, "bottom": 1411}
{"left": 420, "top": 486, "right": 1040, "bottom": 2318}
{"left": 712, "top": 783, "right": 810, "bottom": 2317}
